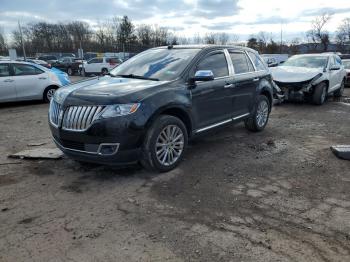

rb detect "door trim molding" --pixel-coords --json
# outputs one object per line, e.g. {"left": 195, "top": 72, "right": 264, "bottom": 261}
{"left": 195, "top": 112, "right": 250, "bottom": 133}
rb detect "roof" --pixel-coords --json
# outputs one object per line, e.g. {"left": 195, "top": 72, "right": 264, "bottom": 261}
{"left": 155, "top": 44, "right": 257, "bottom": 53}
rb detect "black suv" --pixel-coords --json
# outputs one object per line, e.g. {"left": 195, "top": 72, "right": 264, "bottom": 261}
{"left": 49, "top": 45, "right": 273, "bottom": 172}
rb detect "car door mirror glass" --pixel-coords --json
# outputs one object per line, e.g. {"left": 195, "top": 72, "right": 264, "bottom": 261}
{"left": 193, "top": 70, "right": 214, "bottom": 81}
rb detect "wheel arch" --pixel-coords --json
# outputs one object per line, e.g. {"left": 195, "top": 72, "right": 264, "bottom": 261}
{"left": 146, "top": 105, "right": 193, "bottom": 137}
{"left": 43, "top": 85, "right": 60, "bottom": 100}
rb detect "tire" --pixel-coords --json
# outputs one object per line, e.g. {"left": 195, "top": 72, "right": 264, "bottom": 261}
{"left": 334, "top": 80, "right": 345, "bottom": 97}
{"left": 312, "top": 82, "right": 327, "bottom": 105}
{"left": 43, "top": 86, "right": 57, "bottom": 103}
{"left": 141, "top": 115, "right": 188, "bottom": 172}
{"left": 101, "top": 68, "right": 108, "bottom": 75}
{"left": 245, "top": 95, "right": 270, "bottom": 132}
{"left": 67, "top": 67, "right": 73, "bottom": 76}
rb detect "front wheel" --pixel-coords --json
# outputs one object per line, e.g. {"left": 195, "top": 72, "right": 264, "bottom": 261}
{"left": 101, "top": 68, "right": 108, "bottom": 75}
{"left": 334, "top": 80, "right": 345, "bottom": 97}
{"left": 43, "top": 86, "right": 57, "bottom": 103}
{"left": 141, "top": 115, "right": 188, "bottom": 172}
{"left": 312, "top": 82, "right": 327, "bottom": 105}
{"left": 245, "top": 95, "right": 270, "bottom": 132}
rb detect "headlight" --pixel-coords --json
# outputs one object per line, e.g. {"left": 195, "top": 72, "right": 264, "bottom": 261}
{"left": 100, "top": 103, "right": 140, "bottom": 118}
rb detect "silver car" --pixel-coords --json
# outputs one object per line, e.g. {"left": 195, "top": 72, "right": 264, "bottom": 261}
{"left": 0, "top": 61, "right": 68, "bottom": 103}
{"left": 271, "top": 53, "right": 346, "bottom": 105}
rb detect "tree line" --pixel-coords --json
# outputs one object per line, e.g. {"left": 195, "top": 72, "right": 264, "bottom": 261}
{"left": 0, "top": 14, "right": 350, "bottom": 56}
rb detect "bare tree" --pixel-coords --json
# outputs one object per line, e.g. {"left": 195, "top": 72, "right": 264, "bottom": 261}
{"left": 0, "top": 27, "right": 8, "bottom": 55}
{"left": 307, "top": 13, "right": 332, "bottom": 52}
{"left": 336, "top": 18, "right": 350, "bottom": 52}
{"left": 204, "top": 32, "right": 217, "bottom": 44}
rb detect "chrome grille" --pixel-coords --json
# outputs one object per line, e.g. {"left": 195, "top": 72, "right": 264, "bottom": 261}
{"left": 62, "top": 105, "right": 105, "bottom": 131}
{"left": 49, "top": 100, "right": 61, "bottom": 127}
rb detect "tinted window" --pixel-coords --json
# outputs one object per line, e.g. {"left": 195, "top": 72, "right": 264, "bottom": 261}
{"left": 283, "top": 56, "right": 328, "bottom": 69}
{"left": 106, "top": 58, "right": 121, "bottom": 64}
{"left": 110, "top": 48, "right": 200, "bottom": 81}
{"left": 0, "top": 64, "right": 10, "bottom": 77}
{"left": 13, "top": 64, "right": 43, "bottom": 76}
{"left": 230, "top": 52, "right": 254, "bottom": 74}
{"left": 197, "top": 52, "right": 228, "bottom": 78}
{"left": 248, "top": 52, "right": 266, "bottom": 71}
{"left": 89, "top": 58, "right": 103, "bottom": 64}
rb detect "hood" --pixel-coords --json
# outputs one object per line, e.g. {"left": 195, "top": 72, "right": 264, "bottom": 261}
{"left": 54, "top": 76, "right": 168, "bottom": 105}
{"left": 270, "top": 66, "right": 323, "bottom": 83}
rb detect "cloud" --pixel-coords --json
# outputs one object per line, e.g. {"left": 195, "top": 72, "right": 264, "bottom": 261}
{"left": 301, "top": 7, "right": 350, "bottom": 17}
{"left": 192, "top": 0, "right": 241, "bottom": 19}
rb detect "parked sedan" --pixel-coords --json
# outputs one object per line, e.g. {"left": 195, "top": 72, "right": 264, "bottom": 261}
{"left": 0, "top": 61, "right": 70, "bottom": 103}
{"left": 49, "top": 45, "right": 274, "bottom": 172}
{"left": 342, "top": 59, "right": 350, "bottom": 86}
{"left": 271, "top": 54, "right": 346, "bottom": 105}
{"left": 80, "top": 57, "right": 122, "bottom": 76}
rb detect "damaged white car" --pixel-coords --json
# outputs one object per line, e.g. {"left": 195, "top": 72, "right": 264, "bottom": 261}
{"left": 271, "top": 54, "right": 346, "bottom": 105}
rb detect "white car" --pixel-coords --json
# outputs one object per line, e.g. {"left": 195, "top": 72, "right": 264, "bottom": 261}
{"left": 0, "top": 61, "right": 69, "bottom": 103}
{"left": 80, "top": 57, "right": 122, "bottom": 76}
{"left": 271, "top": 53, "right": 346, "bottom": 105}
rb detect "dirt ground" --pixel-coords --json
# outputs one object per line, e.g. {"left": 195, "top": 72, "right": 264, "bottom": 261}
{"left": 0, "top": 81, "right": 350, "bottom": 262}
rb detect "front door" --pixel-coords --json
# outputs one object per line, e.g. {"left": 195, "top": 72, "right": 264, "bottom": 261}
{"left": 12, "top": 63, "right": 46, "bottom": 100}
{"left": 0, "top": 63, "right": 16, "bottom": 102}
{"left": 191, "top": 50, "right": 234, "bottom": 130}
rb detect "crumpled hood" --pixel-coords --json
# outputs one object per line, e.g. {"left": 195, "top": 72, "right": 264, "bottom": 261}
{"left": 270, "top": 66, "right": 323, "bottom": 83}
{"left": 54, "top": 76, "right": 168, "bottom": 105}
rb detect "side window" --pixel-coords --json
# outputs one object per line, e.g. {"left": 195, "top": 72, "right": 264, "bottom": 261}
{"left": 89, "top": 58, "right": 103, "bottom": 64}
{"left": 335, "top": 56, "right": 342, "bottom": 66}
{"left": 229, "top": 52, "right": 254, "bottom": 74}
{"left": 248, "top": 52, "right": 267, "bottom": 71}
{"left": 329, "top": 57, "right": 335, "bottom": 67}
{"left": 0, "top": 64, "right": 10, "bottom": 77}
{"left": 196, "top": 52, "right": 229, "bottom": 78}
{"left": 13, "top": 64, "right": 42, "bottom": 76}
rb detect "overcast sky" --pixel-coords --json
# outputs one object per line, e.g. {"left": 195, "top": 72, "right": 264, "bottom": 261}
{"left": 1, "top": 0, "right": 350, "bottom": 42}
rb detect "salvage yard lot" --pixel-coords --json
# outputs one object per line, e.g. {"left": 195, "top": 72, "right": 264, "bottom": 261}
{"left": 0, "top": 83, "right": 350, "bottom": 261}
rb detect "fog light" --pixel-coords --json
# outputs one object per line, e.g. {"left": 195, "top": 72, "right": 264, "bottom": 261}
{"left": 97, "top": 143, "right": 119, "bottom": 155}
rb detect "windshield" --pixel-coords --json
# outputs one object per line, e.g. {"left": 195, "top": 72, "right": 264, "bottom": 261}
{"left": 110, "top": 48, "right": 200, "bottom": 81}
{"left": 343, "top": 60, "right": 350, "bottom": 69}
{"left": 282, "top": 56, "right": 328, "bottom": 69}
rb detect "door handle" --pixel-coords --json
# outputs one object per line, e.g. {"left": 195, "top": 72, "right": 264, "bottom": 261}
{"left": 253, "top": 78, "right": 259, "bottom": 82}
{"left": 4, "top": 79, "right": 14, "bottom": 82}
{"left": 224, "top": 83, "right": 235, "bottom": 88}
{"left": 38, "top": 77, "right": 47, "bottom": 80}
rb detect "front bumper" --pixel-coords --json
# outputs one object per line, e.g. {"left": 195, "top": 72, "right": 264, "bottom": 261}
{"left": 274, "top": 81, "right": 313, "bottom": 101}
{"left": 49, "top": 114, "right": 145, "bottom": 165}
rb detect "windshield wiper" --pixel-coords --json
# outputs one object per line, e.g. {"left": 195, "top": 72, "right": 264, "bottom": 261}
{"left": 114, "top": 74, "right": 159, "bottom": 81}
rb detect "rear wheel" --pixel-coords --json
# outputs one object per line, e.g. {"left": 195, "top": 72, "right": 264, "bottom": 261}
{"left": 43, "top": 86, "right": 57, "bottom": 103}
{"left": 245, "top": 95, "right": 270, "bottom": 132}
{"left": 80, "top": 68, "right": 87, "bottom": 77}
{"left": 101, "top": 68, "right": 108, "bottom": 75}
{"left": 67, "top": 67, "right": 73, "bottom": 76}
{"left": 141, "top": 115, "right": 188, "bottom": 172}
{"left": 334, "top": 80, "right": 345, "bottom": 97}
{"left": 312, "top": 82, "right": 327, "bottom": 105}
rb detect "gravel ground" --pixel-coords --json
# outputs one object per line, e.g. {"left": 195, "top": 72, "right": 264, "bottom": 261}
{"left": 0, "top": 81, "right": 350, "bottom": 262}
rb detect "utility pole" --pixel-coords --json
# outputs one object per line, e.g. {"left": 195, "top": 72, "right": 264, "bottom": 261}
{"left": 280, "top": 21, "right": 283, "bottom": 54}
{"left": 18, "top": 21, "right": 26, "bottom": 61}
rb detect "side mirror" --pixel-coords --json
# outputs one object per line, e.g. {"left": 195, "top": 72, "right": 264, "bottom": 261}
{"left": 192, "top": 70, "right": 214, "bottom": 82}
{"left": 330, "top": 65, "right": 340, "bottom": 71}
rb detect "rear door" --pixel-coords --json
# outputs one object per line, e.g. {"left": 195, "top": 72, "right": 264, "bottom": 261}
{"left": 85, "top": 58, "right": 103, "bottom": 73}
{"left": 0, "top": 63, "right": 16, "bottom": 102}
{"left": 12, "top": 63, "right": 47, "bottom": 100}
{"left": 191, "top": 49, "right": 234, "bottom": 130}
{"left": 227, "top": 50, "right": 258, "bottom": 118}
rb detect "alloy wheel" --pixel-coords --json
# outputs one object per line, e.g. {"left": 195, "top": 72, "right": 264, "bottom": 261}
{"left": 256, "top": 100, "right": 269, "bottom": 128}
{"left": 46, "top": 89, "right": 55, "bottom": 101}
{"left": 155, "top": 125, "right": 184, "bottom": 166}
